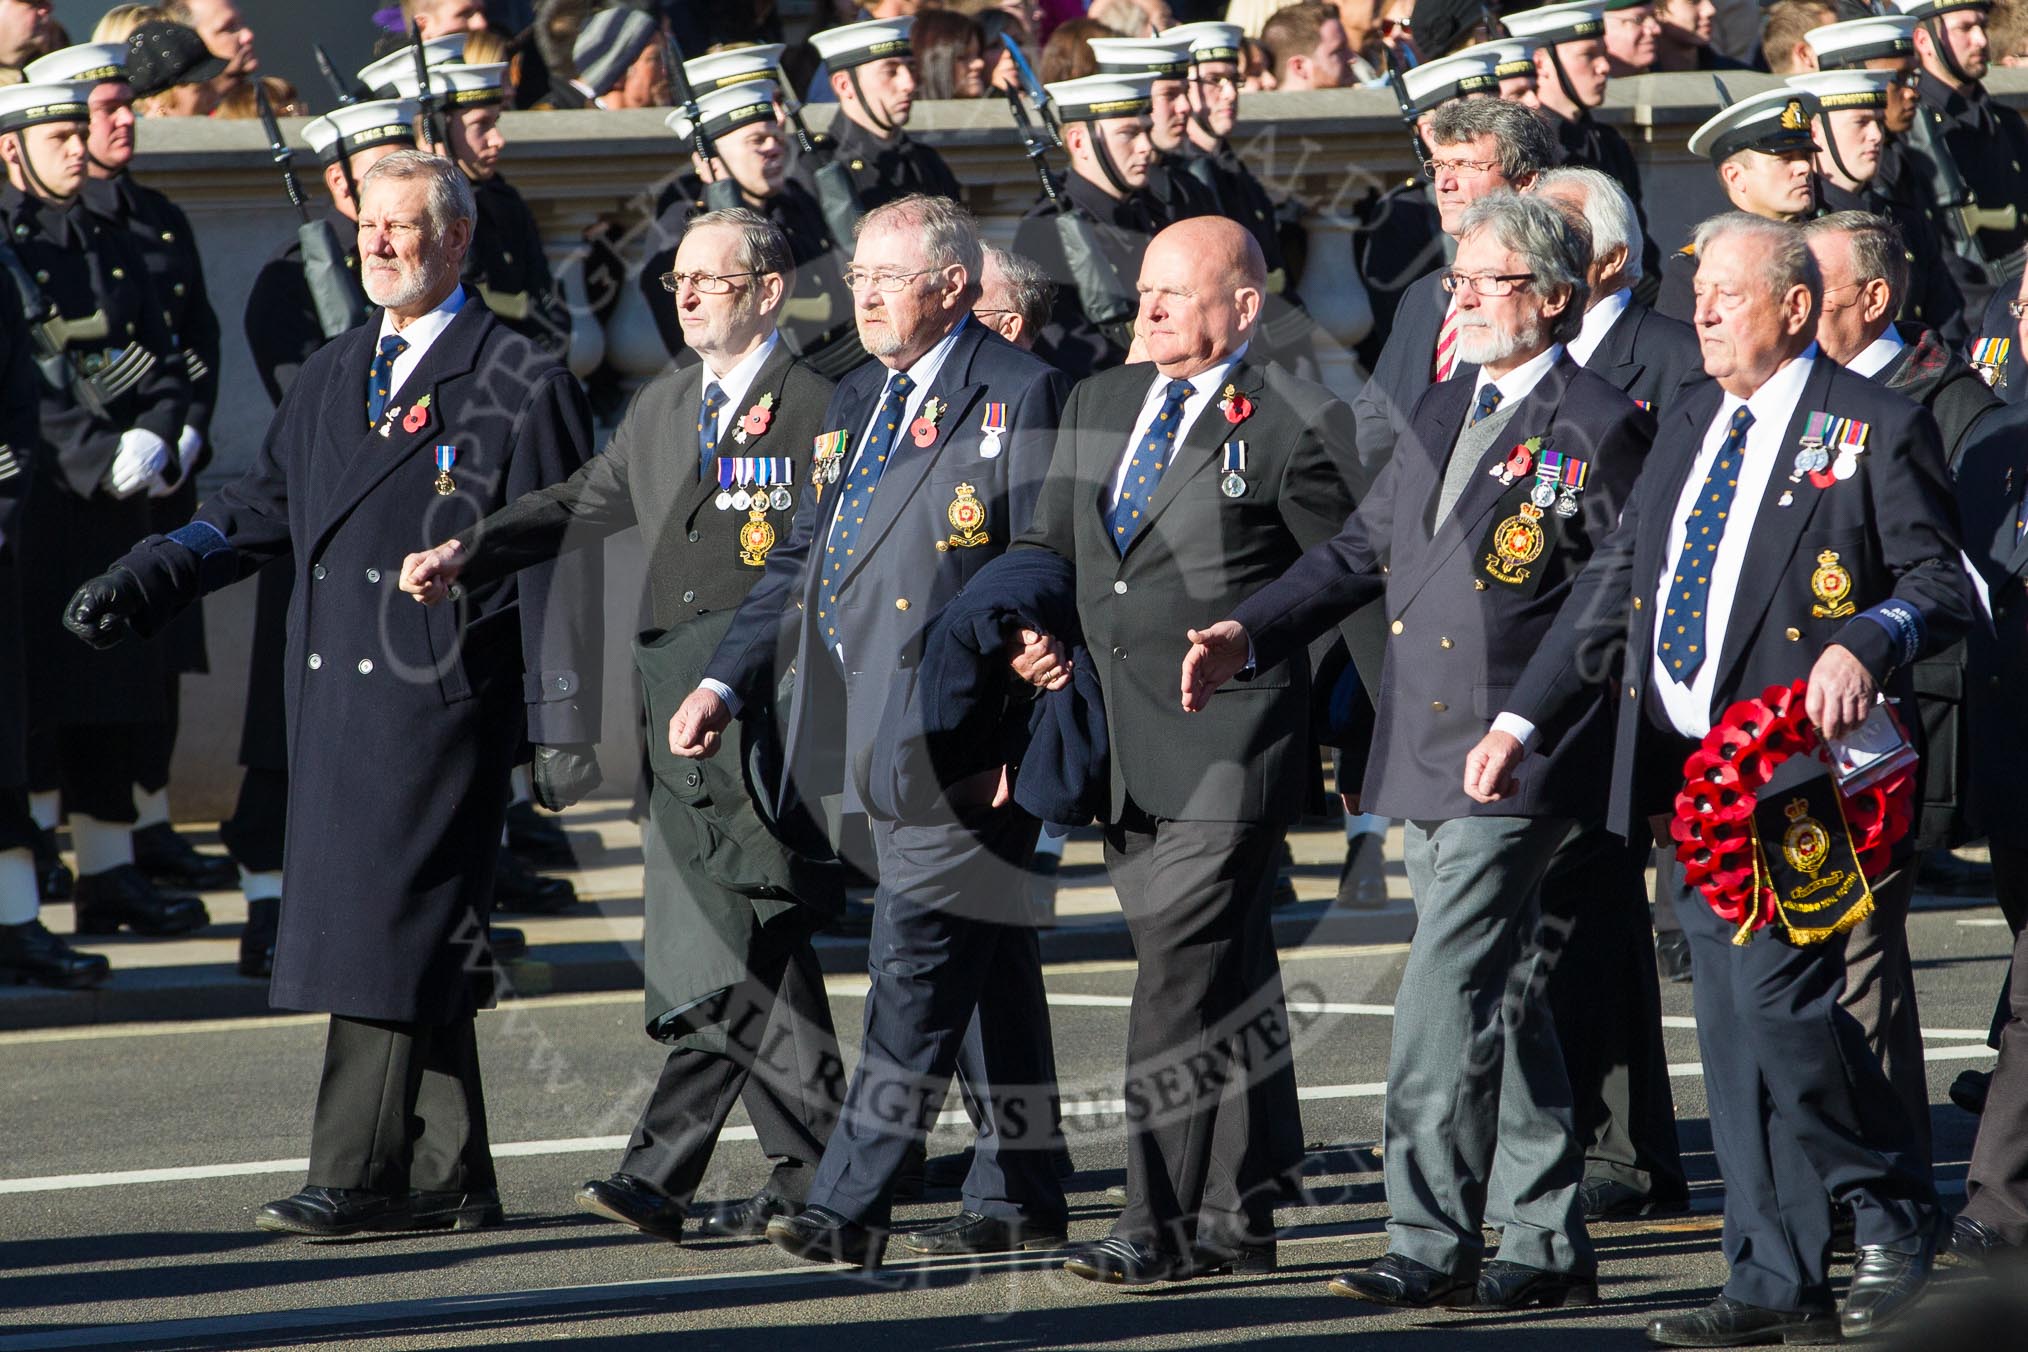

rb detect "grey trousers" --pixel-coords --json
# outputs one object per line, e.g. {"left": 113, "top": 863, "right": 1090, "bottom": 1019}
{"left": 1390, "top": 814, "right": 1592, "bottom": 1277}
{"left": 1838, "top": 868, "right": 1929, "bottom": 1162}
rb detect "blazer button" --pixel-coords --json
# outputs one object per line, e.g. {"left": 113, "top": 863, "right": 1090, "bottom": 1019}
{"left": 308, "top": 653, "right": 322, "bottom": 670}
{"left": 688, "top": 530, "right": 700, "bottom": 543}
{"left": 1431, "top": 700, "right": 1447, "bottom": 712}
{"left": 1113, "top": 580, "right": 1127, "bottom": 594}
{"left": 365, "top": 568, "right": 381, "bottom": 583}
{"left": 1390, "top": 620, "right": 1404, "bottom": 635}
{"left": 895, "top": 598, "right": 910, "bottom": 610}
{"left": 1626, "top": 684, "right": 1637, "bottom": 699}
{"left": 1633, "top": 597, "right": 1642, "bottom": 610}
{"left": 682, "top": 589, "right": 696, "bottom": 603}
{"left": 357, "top": 659, "right": 374, "bottom": 674}
{"left": 1112, "top": 645, "right": 1127, "bottom": 659}
{"left": 312, "top": 564, "right": 327, "bottom": 580}
{"left": 1785, "top": 627, "right": 1801, "bottom": 642}
{"left": 1473, "top": 580, "right": 1487, "bottom": 591}
{"left": 1440, "top": 637, "right": 1453, "bottom": 649}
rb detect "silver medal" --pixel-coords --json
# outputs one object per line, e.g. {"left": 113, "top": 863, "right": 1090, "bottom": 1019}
{"left": 1530, "top": 481, "right": 1558, "bottom": 509}
{"left": 1555, "top": 487, "right": 1579, "bottom": 518}
{"left": 1220, "top": 471, "right": 1247, "bottom": 498}
{"left": 714, "top": 490, "right": 734, "bottom": 510}
{"left": 1794, "top": 444, "right": 1830, "bottom": 475}
{"left": 770, "top": 485, "right": 792, "bottom": 511}
{"left": 732, "top": 488, "right": 752, "bottom": 511}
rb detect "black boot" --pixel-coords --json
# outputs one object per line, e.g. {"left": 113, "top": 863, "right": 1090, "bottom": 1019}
{"left": 31, "top": 826, "right": 72, "bottom": 902}
{"left": 492, "top": 848, "right": 577, "bottom": 915}
{"left": 239, "top": 897, "right": 279, "bottom": 978}
{"left": 132, "top": 822, "right": 237, "bottom": 891}
{"left": 0, "top": 919, "right": 110, "bottom": 989}
{"left": 74, "top": 864, "right": 209, "bottom": 937}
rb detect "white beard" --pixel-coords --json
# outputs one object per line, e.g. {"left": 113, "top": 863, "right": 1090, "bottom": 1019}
{"left": 1455, "top": 313, "right": 1543, "bottom": 367}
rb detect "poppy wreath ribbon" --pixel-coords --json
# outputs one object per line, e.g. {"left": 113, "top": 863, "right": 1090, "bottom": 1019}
{"left": 1668, "top": 678, "right": 1913, "bottom": 944}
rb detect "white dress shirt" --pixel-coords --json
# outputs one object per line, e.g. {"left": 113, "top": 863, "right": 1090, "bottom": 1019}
{"left": 1492, "top": 346, "right": 1821, "bottom": 747}
{"left": 1845, "top": 327, "right": 1906, "bottom": 381}
{"left": 1565, "top": 288, "right": 1632, "bottom": 368}
{"left": 1110, "top": 345, "right": 1248, "bottom": 507}
{"left": 698, "top": 332, "right": 782, "bottom": 445}
{"left": 1471, "top": 341, "right": 1564, "bottom": 409}
{"left": 379, "top": 285, "right": 467, "bottom": 406}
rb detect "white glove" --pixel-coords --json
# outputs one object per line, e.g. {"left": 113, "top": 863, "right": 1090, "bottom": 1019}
{"left": 148, "top": 425, "right": 204, "bottom": 498}
{"left": 106, "top": 428, "right": 170, "bottom": 500}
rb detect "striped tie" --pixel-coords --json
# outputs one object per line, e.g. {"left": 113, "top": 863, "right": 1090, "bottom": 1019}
{"left": 1432, "top": 294, "right": 1461, "bottom": 383}
{"left": 1659, "top": 406, "right": 1755, "bottom": 685}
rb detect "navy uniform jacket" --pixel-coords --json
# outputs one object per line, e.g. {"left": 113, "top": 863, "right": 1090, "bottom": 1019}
{"left": 1955, "top": 403, "right": 2028, "bottom": 847}
{"left": 111, "top": 303, "right": 599, "bottom": 1022}
{"left": 6, "top": 183, "right": 190, "bottom": 729}
{"left": 1235, "top": 355, "right": 1652, "bottom": 822}
{"left": 1146, "top": 154, "right": 1217, "bottom": 228}
{"left": 1350, "top": 268, "right": 1472, "bottom": 497}
{"left": 1011, "top": 171, "right": 1156, "bottom": 384}
{"left": 1016, "top": 354, "right": 1354, "bottom": 826}
{"left": 1968, "top": 283, "right": 2024, "bottom": 404}
{"left": 1918, "top": 69, "right": 2028, "bottom": 263}
{"left": 1506, "top": 357, "right": 1970, "bottom": 841}
{"left": 808, "top": 115, "right": 962, "bottom": 211}
{"left": 1583, "top": 298, "right": 1704, "bottom": 412}
{"left": 0, "top": 277, "right": 37, "bottom": 792}
{"left": 706, "top": 320, "right": 1066, "bottom": 823}
{"left": 467, "top": 173, "right": 570, "bottom": 358}
{"left": 1168, "top": 141, "right": 1289, "bottom": 286}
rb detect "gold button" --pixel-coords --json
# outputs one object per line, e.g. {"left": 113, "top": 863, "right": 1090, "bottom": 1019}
{"left": 1633, "top": 597, "right": 1642, "bottom": 610}
{"left": 1431, "top": 701, "right": 1447, "bottom": 712}
{"left": 1390, "top": 620, "right": 1404, "bottom": 635}
{"left": 110, "top": 267, "right": 124, "bottom": 279}
{"left": 1627, "top": 685, "right": 1638, "bottom": 699}
{"left": 1440, "top": 637, "right": 1454, "bottom": 649}
{"left": 895, "top": 598, "right": 909, "bottom": 611}
{"left": 1473, "top": 580, "right": 1487, "bottom": 591}
{"left": 1785, "top": 627, "right": 1801, "bottom": 642}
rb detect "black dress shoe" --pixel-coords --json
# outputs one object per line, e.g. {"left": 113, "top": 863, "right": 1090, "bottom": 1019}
{"left": 1472, "top": 1260, "right": 1598, "bottom": 1310}
{"left": 1841, "top": 1244, "right": 1930, "bottom": 1338}
{"left": 1327, "top": 1252, "right": 1478, "bottom": 1307}
{"left": 1188, "top": 1238, "right": 1277, "bottom": 1277}
{"left": 255, "top": 1186, "right": 407, "bottom": 1237}
{"left": 1582, "top": 1178, "right": 1684, "bottom": 1221}
{"left": 505, "top": 800, "right": 575, "bottom": 868}
{"left": 132, "top": 822, "right": 237, "bottom": 891}
{"left": 1063, "top": 1235, "right": 1187, "bottom": 1286}
{"left": 575, "top": 1173, "right": 684, "bottom": 1242}
{"left": 239, "top": 897, "right": 278, "bottom": 979}
{"left": 1951, "top": 1069, "right": 1991, "bottom": 1116}
{"left": 697, "top": 1190, "right": 795, "bottom": 1240}
{"left": 31, "top": 826, "right": 72, "bottom": 901}
{"left": 1943, "top": 1215, "right": 2014, "bottom": 1268}
{"left": 765, "top": 1205, "right": 883, "bottom": 1268}
{"left": 898, "top": 1209, "right": 1068, "bottom": 1255}
{"left": 1335, "top": 836, "right": 1390, "bottom": 909}
{"left": 402, "top": 1187, "right": 503, "bottom": 1231}
{"left": 1656, "top": 931, "right": 1693, "bottom": 984}
{"left": 0, "top": 919, "right": 110, "bottom": 989}
{"left": 493, "top": 849, "right": 577, "bottom": 915}
{"left": 491, "top": 926, "right": 527, "bottom": 962}
{"left": 1646, "top": 1296, "right": 1839, "bottom": 1347}
{"left": 74, "top": 865, "right": 209, "bottom": 937}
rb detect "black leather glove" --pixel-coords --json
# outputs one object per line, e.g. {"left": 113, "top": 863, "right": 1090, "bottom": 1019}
{"left": 63, "top": 567, "right": 145, "bottom": 650}
{"left": 532, "top": 744, "right": 602, "bottom": 811}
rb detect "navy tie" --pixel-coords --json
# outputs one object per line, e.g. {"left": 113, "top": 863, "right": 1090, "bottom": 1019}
{"left": 1109, "top": 378, "right": 1195, "bottom": 553}
{"left": 699, "top": 380, "right": 724, "bottom": 480}
{"left": 366, "top": 333, "right": 407, "bottom": 428}
{"left": 1660, "top": 405, "right": 1755, "bottom": 685}
{"left": 1468, "top": 383, "right": 1503, "bottom": 427}
{"left": 819, "top": 371, "right": 913, "bottom": 644}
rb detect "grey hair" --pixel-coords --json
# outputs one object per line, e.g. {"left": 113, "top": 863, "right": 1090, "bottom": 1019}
{"left": 1458, "top": 190, "right": 1593, "bottom": 344}
{"left": 1691, "top": 211, "right": 1822, "bottom": 304}
{"left": 357, "top": 149, "right": 476, "bottom": 237}
{"left": 983, "top": 246, "right": 1055, "bottom": 335}
{"left": 1425, "top": 97, "right": 1557, "bottom": 183}
{"left": 1801, "top": 210, "right": 1908, "bottom": 308}
{"left": 685, "top": 207, "right": 795, "bottom": 283}
{"left": 1532, "top": 165, "right": 1642, "bottom": 284}
{"left": 857, "top": 193, "right": 985, "bottom": 301}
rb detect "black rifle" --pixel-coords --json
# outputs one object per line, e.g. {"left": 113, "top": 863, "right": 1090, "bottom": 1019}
{"left": 1001, "top": 35, "right": 1138, "bottom": 338}
{"left": 409, "top": 21, "right": 443, "bottom": 154}
{"left": 314, "top": 42, "right": 365, "bottom": 107}
{"left": 665, "top": 35, "right": 741, "bottom": 213}
{"left": 776, "top": 66, "right": 864, "bottom": 248}
{"left": 257, "top": 85, "right": 368, "bottom": 339}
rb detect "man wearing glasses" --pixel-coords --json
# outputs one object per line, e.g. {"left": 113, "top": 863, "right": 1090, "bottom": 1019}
{"left": 1183, "top": 191, "right": 1651, "bottom": 1310}
{"left": 402, "top": 209, "right": 846, "bottom": 1248}
{"left": 672, "top": 195, "right": 1071, "bottom": 1268}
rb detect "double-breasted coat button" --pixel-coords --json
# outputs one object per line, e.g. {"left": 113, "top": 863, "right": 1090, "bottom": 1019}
{"left": 308, "top": 653, "right": 322, "bottom": 669}
{"left": 1440, "top": 637, "right": 1453, "bottom": 649}
{"left": 1113, "top": 580, "right": 1127, "bottom": 594}
{"left": 312, "top": 564, "right": 327, "bottom": 580}
{"left": 1633, "top": 597, "right": 1642, "bottom": 610}
{"left": 1431, "top": 701, "right": 1446, "bottom": 712}
{"left": 1390, "top": 619, "right": 1404, "bottom": 634}
{"left": 895, "top": 598, "right": 910, "bottom": 610}
{"left": 366, "top": 568, "right": 380, "bottom": 583}
{"left": 357, "top": 659, "right": 373, "bottom": 674}
{"left": 682, "top": 589, "right": 696, "bottom": 603}
{"left": 687, "top": 530, "right": 700, "bottom": 542}
{"left": 1785, "top": 627, "right": 1801, "bottom": 641}
{"left": 1473, "top": 579, "right": 1487, "bottom": 591}
{"left": 111, "top": 267, "right": 124, "bottom": 279}
{"left": 1627, "top": 684, "right": 1637, "bottom": 699}
{"left": 1112, "top": 645, "right": 1127, "bottom": 659}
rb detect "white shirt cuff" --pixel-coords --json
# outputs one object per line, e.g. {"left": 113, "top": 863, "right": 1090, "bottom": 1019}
{"left": 1491, "top": 712, "right": 1539, "bottom": 751}
{"left": 697, "top": 678, "right": 741, "bottom": 718}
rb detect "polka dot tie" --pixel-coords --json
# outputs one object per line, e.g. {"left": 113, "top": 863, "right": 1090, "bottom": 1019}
{"left": 1109, "top": 379, "right": 1194, "bottom": 555}
{"left": 366, "top": 333, "right": 408, "bottom": 428}
{"left": 1468, "top": 383, "right": 1503, "bottom": 428}
{"left": 1659, "top": 405, "right": 1754, "bottom": 686}
{"left": 819, "top": 371, "right": 913, "bottom": 643}
{"left": 698, "top": 380, "right": 723, "bottom": 480}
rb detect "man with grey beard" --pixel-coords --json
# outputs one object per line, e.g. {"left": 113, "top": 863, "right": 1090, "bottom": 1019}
{"left": 65, "top": 149, "right": 600, "bottom": 1240}
{"left": 1184, "top": 191, "right": 1653, "bottom": 1311}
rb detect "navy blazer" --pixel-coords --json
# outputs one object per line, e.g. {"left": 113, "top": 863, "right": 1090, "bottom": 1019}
{"left": 1510, "top": 356, "right": 1972, "bottom": 840}
{"left": 1236, "top": 354, "right": 1652, "bottom": 821}
{"left": 1582, "top": 299, "right": 1705, "bottom": 414}
{"left": 1955, "top": 405, "right": 2028, "bottom": 845}
{"left": 706, "top": 318, "right": 1067, "bottom": 820}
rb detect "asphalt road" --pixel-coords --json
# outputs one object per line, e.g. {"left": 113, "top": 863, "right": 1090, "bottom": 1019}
{"left": 0, "top": 902, "right": 2016, "bottom": 1352}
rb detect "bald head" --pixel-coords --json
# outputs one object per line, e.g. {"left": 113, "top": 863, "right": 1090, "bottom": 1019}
{"left": 1137, "top": 217, "right": 1267, "bottom": 376}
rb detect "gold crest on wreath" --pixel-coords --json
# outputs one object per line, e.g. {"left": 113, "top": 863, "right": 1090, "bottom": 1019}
{"left": 1810, "top": 549, "right": 1855, "bottom": 618}
{"left": 738, "top": 505, "right": 776, "bottom": 567}
{"left": 1781, "top": 796, "right": 1831, "bottom": 875}
{"left": 937, "top": 481, "right": 990, "bottom": 551}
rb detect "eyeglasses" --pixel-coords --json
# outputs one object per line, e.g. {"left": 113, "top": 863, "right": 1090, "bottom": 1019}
{"left": 659, "top": 270, "right": 757, "bottom": 295}
{"left": 843, "top": 266, "right": 936, "bottom": 294}
{"left": 1818, "top": 281, "right": 1865, "bottom": 310}
{"left": 1440, "top": 271, "right": 1535, "bottom": 297}
{"left": 972, "top": 308, "right": 1015, "bottom": 319}
{"left": 1379, "top": 18, "right": 1412, "bottom": 36}
{"left": 1888, "top": 71, "right": 1920, "bottom": 90}
{"left": 1427, "top": 157, "right": 1504, "bottom": 178}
